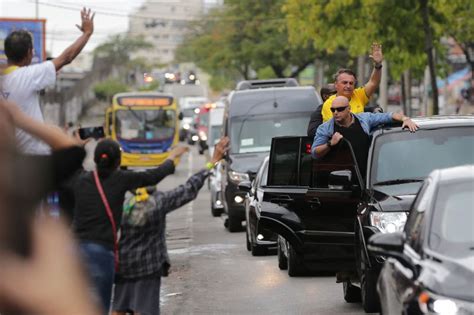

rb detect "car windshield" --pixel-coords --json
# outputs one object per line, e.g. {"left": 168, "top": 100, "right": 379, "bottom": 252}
{"left": 210, "top": 125, "right": 222, "bottom": 145}
{"left": 429, "top": 180, "right": 474, "bottom": 255}
{"left": 371, "top": 127, "right": 474, "bottom": 186}
{"left": 230, "top": 114, "right": 309, "bottom": 154}
{"left": 116, "top": 109, "right": 176, "bottom": 141}
{"left": 181, "top": 108, "right": 195, "bottom": 118}
{"left": 199, "top": 112, "right": 209, "bottom": 127}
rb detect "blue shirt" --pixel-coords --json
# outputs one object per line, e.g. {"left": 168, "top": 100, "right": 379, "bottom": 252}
{"left": 311, "top": 112, "right": 394, "bottom": 159}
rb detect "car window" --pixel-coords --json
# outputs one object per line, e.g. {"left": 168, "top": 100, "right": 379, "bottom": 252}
{"left": 371, "top": 127, "right": 474, "bottom": 186}
{"left": 429, "top": 179, "right": 474, "bottom": 256}
{"left": 405, "top": 178, "right": 434, "bottom": 252}
{"left": 230, "top": 114, "right": 310, "bottom": 154}
{"left": 260, "top": 162, "right": 269, "bottom": 186}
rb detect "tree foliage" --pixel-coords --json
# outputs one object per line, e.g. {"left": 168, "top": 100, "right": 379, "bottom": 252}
{"left": 175, "top": 0, "right": 318, "bottom": 87}
{"left": 94, "top": 34, "right": 153, "bottom": 66}
{"left": 284, "top": 0, "right": 472, "bottom": 112}
{"left": 93, "top": 79, "right": 129, "bottom": 102}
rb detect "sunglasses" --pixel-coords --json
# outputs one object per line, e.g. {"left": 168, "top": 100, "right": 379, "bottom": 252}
{"left": 330, "top": 106, "right": 349, "bottom": 113}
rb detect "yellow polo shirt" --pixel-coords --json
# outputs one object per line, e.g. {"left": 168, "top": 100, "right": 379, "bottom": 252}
{"left": 321, "top": 87, "right": 369, "bottom": 122}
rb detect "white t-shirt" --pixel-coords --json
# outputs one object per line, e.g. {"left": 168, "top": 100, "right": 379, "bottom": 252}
{"left": 1, "top": 61, "right": 56, "bottom": 155}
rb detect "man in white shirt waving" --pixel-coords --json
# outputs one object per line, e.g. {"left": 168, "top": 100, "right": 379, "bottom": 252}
{"left": 2, "top": 8, "right": 94, "bottom": 155}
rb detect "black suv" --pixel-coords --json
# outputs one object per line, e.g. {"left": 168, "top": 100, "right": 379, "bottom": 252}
{"left": 259, "top": 116, "right": 474, "bottom": 312}
{"left": 219, "top": 79, "right": 321, "bottom": 232}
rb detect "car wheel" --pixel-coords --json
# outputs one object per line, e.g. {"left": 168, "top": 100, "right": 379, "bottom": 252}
{"left": 227, "top": 214, "right": 242, "bottom": 232}
{"left": 360, "top": 243, "right": 381, "bottom": 312}
{"left": 361, "top": 264, "right": 381, "bottom": 312}
{"left": 287, "top": 244, "right": 306, "bottom": 277}
{"left": 211, "top": 206, "right": 222, "bottom": 217}
{"left": 343, "top": 281, "right": 362, "bottom": 303}
{"left": 277, "top": 240, "right": 288, "bottom": 270}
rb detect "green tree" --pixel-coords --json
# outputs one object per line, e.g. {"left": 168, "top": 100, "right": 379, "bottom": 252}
{"left": 176, "top": 0, "right": 318, "bottom": 87}
{"left": 94, "top": 34, "right": 153, "bottom": 65}
{"left": 284, "top": 0, "right": 448, "bottom": 112}
{"left": 436, "top": 0, "right": 474, "bottom": 79}
{"left": 93, "top": 79, "right": 129, "bottom": 103}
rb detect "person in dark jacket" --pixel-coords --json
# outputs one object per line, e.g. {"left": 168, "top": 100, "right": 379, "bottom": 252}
{"left": 111, "top": 137, "right": 229, "bottom": 315}
{"left": 307, "top": 84, "right": 336, "bottom": 138}
{"left": 67, "top": 140, "right": 188, "bottom": 313}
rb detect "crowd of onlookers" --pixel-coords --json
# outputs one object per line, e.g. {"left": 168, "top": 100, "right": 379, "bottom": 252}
{"left": 0, "top": 8, "right": 229, "bottom": 315}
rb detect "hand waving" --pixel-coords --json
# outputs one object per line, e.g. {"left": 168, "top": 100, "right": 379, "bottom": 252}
{"left": 369, "top": 42, "right": 383, "bottom": 65}
{"left": 76, "top": 7, "right": 95, "bottom": 36}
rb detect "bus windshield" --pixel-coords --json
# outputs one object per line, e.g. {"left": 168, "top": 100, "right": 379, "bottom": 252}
{"left": 116, "top": 109, "right": 176, "bottom": 141}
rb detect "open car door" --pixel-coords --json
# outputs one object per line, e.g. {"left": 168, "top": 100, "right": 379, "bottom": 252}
{"left": 260, "top": 136, "right": 364, "bottom": 271}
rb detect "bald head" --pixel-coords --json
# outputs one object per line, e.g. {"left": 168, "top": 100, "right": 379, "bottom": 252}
{"left": 332, "top": 96, "right": 349, "bottom": 107}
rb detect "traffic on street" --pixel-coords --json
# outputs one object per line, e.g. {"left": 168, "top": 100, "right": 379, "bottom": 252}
{"left": 1, "top": 1, "right": 473, "bottom": 315}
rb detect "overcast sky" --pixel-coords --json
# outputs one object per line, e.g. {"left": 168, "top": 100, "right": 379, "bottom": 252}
{"left": 1, "top": 0, "right": 145, "bottom": 56}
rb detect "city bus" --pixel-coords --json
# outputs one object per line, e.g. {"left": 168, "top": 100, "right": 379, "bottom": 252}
{"left": 105, "top": 92, "right": 181, "bottom": 167}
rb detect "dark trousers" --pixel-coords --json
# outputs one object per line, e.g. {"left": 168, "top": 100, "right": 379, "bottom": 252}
{"left": 79, "top": 241, "right": 115, "bottom": 314}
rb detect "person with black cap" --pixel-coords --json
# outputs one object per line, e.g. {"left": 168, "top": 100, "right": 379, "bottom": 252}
{"left": 65, "top": 139, "right": 188, "bottom": 313}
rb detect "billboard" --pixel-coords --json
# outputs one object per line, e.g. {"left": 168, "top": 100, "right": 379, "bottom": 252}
{"left": 0, "top": 18, "right": 46, "bottom": 64}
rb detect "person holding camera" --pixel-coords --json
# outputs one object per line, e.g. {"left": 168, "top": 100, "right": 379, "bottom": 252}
{"left": 63, "top": 140, "right": 188, "bottom": 313}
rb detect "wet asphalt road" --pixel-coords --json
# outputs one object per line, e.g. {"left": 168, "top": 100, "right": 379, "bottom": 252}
{"left": 157, "top": 146, "right": 373, "bottom": 315}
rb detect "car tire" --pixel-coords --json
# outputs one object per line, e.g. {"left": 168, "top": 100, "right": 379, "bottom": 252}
{"left": 287, "top": 244, "right": 306, "bottom": 277}
{"left": 251, "top": 242, "right": 267, "bottom": 256}
{"left": 211, "top": 205, "right": 222, "bottom": 217}
{"left": 359, "top": 240, "right": 381, "bottom": 313}
{"left": 361, "top": 265, "right": 381, "bottom": 312}
{"left": 343, "top": 281, "right": 362, "bottom": 303}
{"left": 227, "top": 214, "right": 242, "bottom": 232}
{"left": 277, "top": 241, "right": 288, "bottom": 270}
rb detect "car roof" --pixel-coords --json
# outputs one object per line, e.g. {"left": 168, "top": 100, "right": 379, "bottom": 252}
{"left": 228, "top": 86, "right": 320, "bottom": 116}
{"left": 432, "top": 165, "right": 474, "bottom": 183}
{"left": 374, "top": 115, "right": 474, "bottom": 135}
{"left": 114, "top": 91, "right": 173, "bottom": 98}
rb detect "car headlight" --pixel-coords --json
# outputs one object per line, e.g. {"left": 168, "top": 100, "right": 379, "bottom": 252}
{"left": 183, "top": 123, "right": 190, "bottom": 130}
{"left": 228, "top": 171, "right": 249, "bottom": 184}
{"left": 198, "top": 130, "right": 207, "bottom": 141}
{"left": 417, "top": 291, "right": 471, "bottom": 315}
{"left": 370, "top": 212, "right": 408, "bottom": 233}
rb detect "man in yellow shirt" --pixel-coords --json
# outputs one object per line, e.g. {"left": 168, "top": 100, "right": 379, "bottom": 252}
{"left": 322, "top": 43, "right": 384, "bottom": 122}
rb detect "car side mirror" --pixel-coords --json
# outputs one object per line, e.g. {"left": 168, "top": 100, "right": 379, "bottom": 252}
{"left": 178, "top": 112, "right": 184, "bottom": 120}
{"left": 328, "top": 170, "right": 352, "bottom": 190}
{"left": 368, "top": 232, "right": 404, "bottom": 253}
{"left": 238, "top": 180, "right": 252, "bottom": 192}
{"left": 368, "top": 232, "right": 419, "bottom": 278}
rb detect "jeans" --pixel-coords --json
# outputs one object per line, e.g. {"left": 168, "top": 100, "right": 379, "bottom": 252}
{"left": 79, "top": 241, "right": 115, "bottom": 314}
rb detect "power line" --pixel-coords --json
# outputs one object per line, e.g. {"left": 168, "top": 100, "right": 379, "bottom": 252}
{"left": 29, "top": 0, "right": 285, "bottom": 22}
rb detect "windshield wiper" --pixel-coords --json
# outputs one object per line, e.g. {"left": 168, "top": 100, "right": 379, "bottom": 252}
{"left": 373, "top": 178, "right": 424, "bottom": 186}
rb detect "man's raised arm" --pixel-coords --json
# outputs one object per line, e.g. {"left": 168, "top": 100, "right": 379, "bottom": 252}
{"left": 52, "top": 8, "right": 94, "bottom": 71}
{"left": 364, "top": 43, "right": 383, "bottom": 98}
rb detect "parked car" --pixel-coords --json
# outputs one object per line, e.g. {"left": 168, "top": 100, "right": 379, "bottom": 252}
{"left": 259, "top": 115, "right": 474, "bottom": 291}
{"left": 220, "top": 78, "right": 321, "bottom": 232}
{"left": 369, "top": 165, "right": 474, "bottom": 315}
{"left": 239, "top": 156, "right": 278, "bottom": 256}
{"left": 208, "top": 105, "right": 225, "bottom": 217}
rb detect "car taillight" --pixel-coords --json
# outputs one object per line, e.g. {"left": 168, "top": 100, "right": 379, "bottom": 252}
{"left": 305, "top": 143, "right": 312, "bottom": 154}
